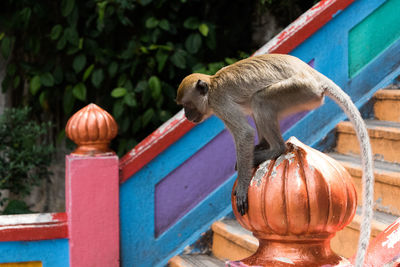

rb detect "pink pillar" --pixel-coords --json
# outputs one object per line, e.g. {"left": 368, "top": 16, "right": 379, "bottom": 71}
{"left": 66, "top": 155, "right": 119, "bottom": 267}
{"left": 65, "top": 104, "right": 120, "bottom": 267}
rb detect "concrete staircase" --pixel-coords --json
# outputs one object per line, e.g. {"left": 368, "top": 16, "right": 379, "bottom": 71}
{"left": 169, "top": 89, "right": 400, "bottom": 266}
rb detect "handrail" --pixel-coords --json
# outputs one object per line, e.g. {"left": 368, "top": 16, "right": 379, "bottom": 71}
{"left": 0, "top": 212, "right": 67, "bottom": 241}
{"left": 255, "top": 0, "right": 355, "bottom": 55}
{"left": 119, "top": 110, "right": 194, "bottom": 182}
{"left": 118, "top": 0, "right": 355, "bottom": 182}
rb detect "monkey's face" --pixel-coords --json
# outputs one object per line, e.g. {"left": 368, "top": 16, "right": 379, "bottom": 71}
{"left": 176, "top": 74, "right": 212, "bottom": 124}
{"left": 182, "top": 102, "right": 205, "bottom": 123}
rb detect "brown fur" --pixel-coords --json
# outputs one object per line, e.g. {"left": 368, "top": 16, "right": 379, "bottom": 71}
{"left": 176, "top": 54, "right": 373, "bottom": 267}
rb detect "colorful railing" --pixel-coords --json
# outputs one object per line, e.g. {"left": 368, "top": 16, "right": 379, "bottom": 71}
{"left": 0, "top": 104, "right": 120, "bottom": 266}
{"left": 1, "top": 0, "right": 400, "bottom": 266}
{"left": 119, "top": 0, "right": 400, "bottom": 265}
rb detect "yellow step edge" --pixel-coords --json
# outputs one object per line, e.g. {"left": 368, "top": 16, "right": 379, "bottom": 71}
{"left": 374, "top": 89, "right": 400, "bottom": 100}
{"left": 336, "top": 121, "right": 400, "bottom": 140}
{"left": 211, "top": 214, "right": 390, "bottom": 262}
{"left": 169, "top": 256, "right": 191, "bottom": 267}
{"left": 331, "top": 214, "right": 388, "bottom": 258}
{"left": 169, "top": 254, "right": 225, "bottom": 266}
{"left": 211, "top": 220, "right": 257, "bottom": 261}
{"left": 374, "top": 90, "right": 400, "bottom": 122}
{"left": 339, "top": 159, "right": 400, "bottom": 187}
{"left": 336, "top": 121, "right": 400, "bottom": 163}
{"left": 336, "top": 158, "right": 400, "bottom": 216}
{"left": 212, "top": 221, "right": 258, "bottom": 252}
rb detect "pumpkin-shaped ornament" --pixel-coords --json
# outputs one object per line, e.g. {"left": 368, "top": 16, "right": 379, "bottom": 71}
{"left": 231, "top": 137, "right": 356, "bottom": 266}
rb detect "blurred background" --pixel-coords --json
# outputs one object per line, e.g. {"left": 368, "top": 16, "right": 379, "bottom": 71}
{"left": 0, "top": 0, "right": 316, "bottom": 214}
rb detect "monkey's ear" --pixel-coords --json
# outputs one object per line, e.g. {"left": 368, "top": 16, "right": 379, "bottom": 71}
{"left": 196, "top": 80, "right": 209, "bottom": 95}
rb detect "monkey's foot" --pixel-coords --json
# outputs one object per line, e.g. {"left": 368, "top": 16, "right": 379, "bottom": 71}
{"left": 253, "top": 145, "right": 287, "bottom": 167}
{"left": 234, "top": 185, "right": 248, "bottom": 215}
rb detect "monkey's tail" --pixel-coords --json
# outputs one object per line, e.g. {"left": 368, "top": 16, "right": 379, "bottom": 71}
{"left": 324, "top": 80, "right": 374, "bottom": 267}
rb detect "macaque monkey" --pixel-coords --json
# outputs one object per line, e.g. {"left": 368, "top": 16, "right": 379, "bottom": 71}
{"left": 176, "top": 54, "right": 373, "bottom": 267}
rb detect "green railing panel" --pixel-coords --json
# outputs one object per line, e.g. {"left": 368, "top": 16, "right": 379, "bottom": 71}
{"left": 348, "top": 0, "right": 400, "bottom": 77}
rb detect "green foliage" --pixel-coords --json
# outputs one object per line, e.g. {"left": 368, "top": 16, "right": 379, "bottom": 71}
{"left": 258, "top": 0, "right": 318, "bottom": 25}
{"left": 0, "top": 0, "right": 272, "bottom": 156}
{"left": 3, "top": 199, "right": 31, "bottom": 215}
{"left": 0, "top": 107, "right": 54, "bottom": 214}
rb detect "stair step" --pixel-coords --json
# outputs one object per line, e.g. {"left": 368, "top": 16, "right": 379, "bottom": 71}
{"left": 328, "top": 152, "right": 400, "bottom": 216}
{"left": 374, "top": 89, "right": 400, "bottom": 122}
{"left": 331, "top": 209, "right": 397, "bottom": 258}
{"left": 336, "top": 120, "right": 400, "bottom": 163}
{"left": 211, "top": 219, "right": 257, "bottom": 261}
{"left": 211, "top": 214, "right": 396, "bottom": 262}
{"left": 169, "top": 254, "right": 225, "bottom": 267}
{"left": 171, "top": 150, "right": 400, "bottom": 264}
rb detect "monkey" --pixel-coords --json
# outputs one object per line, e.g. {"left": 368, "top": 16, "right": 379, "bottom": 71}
{"left": 176, "top": 54, "right": 373, "bottom": 267}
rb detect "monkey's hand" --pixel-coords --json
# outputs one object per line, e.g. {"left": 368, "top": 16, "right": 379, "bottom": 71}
{"left": 234, "top": 183, "right": 248, "bottom": 215}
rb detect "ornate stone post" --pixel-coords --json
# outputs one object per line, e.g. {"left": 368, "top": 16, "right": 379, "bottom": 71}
{"left": 65, "top": 103, "right": 120, "bottom": 267}
{"left": 230, "top": 137, "right": 356, "bottom": 266}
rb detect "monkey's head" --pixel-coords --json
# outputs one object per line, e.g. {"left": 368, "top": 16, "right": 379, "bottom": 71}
{"left": 176, "top": 73, "right": 212, "bottom": 123}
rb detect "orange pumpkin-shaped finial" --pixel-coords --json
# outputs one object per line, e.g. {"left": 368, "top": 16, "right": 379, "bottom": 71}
{"left": 232, "top": 137, "right": 356, "bottom": 266}
{"left": 66, "top": 104, "right": 118, "bottom": 156}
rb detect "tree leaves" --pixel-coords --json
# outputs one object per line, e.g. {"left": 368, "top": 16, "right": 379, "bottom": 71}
{"left": 184, "top": 17, "right": 200, "bottom": 29}
{"left": 61, "top": 0, "right": 75, "bottom": 17}
{"left": 39, "top": 91, "right": 49, "bottom": 110}
{"left": 29, "top": 76, "right": 41, "bottom": 95}
{"left": 50, "top": 25, "right": 63, "bottom": 40}
{"left": 142, "top": 108, "right": 154, "bottom": 126}
{"left": 63, "top": 86, "right": 75, "bottom": 114}
{"left": 159, "top": 19, "right": 170, "bottom": 31}
{"left": 108, "top": 62, "right": 118, "bottom": 78}
{"left": 40, "top": 72, "right": 55, "bottom": 87}
{"left": 113, "top": 100, "right": 124, "bottom": 119}
{"left": 139, "top": 0, "right": 152, "bottom": 6}
{"left": 171, "top": 50, "right": 187, "bottom": 69}
{"left": 72, "top": 83, "right": 86, "bottom": 101}
{"left": 3, "top": 200, "right": 31, "bottom": 215}
{"left": 0, "top": 107, "right": 54, "bottom": 207}
{"left": 7, "top": 64, "right": 16, "bottom": 76}
{"left": 56, "top": 35, "right": 67, "bottom": 50}
{"left": 83, "top": 64, "right": 94, "bottom": 82}
{"left": 148, "top": 76, "right": 161, "bottom": 99}
{"left": 111, "top": 87, "right": 127, "bottom": 98}
{"left": 73, "top": 54, "right": 86, "bottom": 73}
{"left": 1, "top": 36, "right": 12, "bottom": 59}
{"left": 123, "top": 93, "right": 137, "bottom": 107}
{"left": 146, "top": 17, "right": 159, "bottom": 29}
{"left": 1, "top": 0, "right": 253, "bottom": 157}
{"left": 19, "top": 8, "right": 32, "bottom": 29}
{"left": 97, "top": 1, "right": 107, "bottom": 29}
{"left": 64, "top": 27, "right": 79, "bottom": 46}
{"left": 91, "top": 69, "right": 104, "bottom": 88}
{"left": 199, "top": 24, "right": 209, "bottom": 36}
{"left": 155, "top": 50, "right": 168, "bottom": 72}
{"left": 185, "top": 33, "right": 202, "bottom": 54}
{"left": 13, "top": 76, "right": 20, "bottom": 88}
